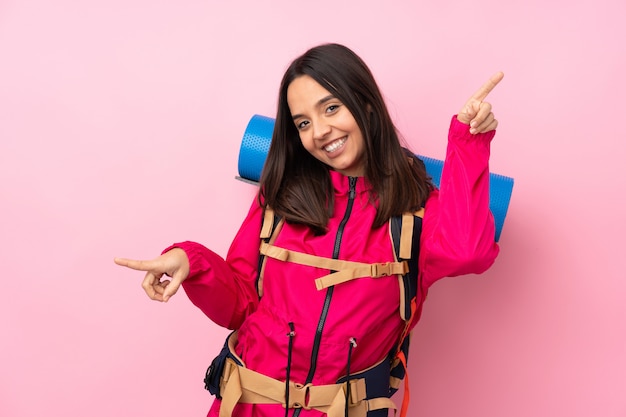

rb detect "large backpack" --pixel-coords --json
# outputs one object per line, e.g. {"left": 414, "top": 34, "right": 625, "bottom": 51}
{"left": 256, "top": 208, "right": 425, "bottom": 416}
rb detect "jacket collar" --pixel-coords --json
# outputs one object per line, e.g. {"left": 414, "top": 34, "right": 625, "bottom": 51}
{"left": 329, "top": 170, "right": 372, "bottom": 196}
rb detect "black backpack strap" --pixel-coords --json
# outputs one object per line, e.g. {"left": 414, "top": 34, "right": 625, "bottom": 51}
{"left": 388, "top": 210, "right": 424, "bottom": 396}
{"left": 390, "top": 211, "right": 423, "bottom": 321}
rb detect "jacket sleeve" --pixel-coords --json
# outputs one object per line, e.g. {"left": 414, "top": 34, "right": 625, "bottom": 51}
{"left": 419, "top": 116, "right": 500, "bottom": 289}
{"left": 163, "top": 199, "right": 263, "bottom": 330}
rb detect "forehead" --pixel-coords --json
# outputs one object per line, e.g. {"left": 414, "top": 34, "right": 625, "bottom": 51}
{"left": 287, "top": 75, "right": 334, "bottom": 113}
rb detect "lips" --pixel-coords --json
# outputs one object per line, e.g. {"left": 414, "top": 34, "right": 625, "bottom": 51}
{"left": 323, "top": 137, "right": 347, "bottom": 153}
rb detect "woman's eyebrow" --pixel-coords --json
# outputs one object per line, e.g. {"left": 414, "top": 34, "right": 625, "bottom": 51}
{"left": 292, "top": 94, "right": 336, "bottom": 120}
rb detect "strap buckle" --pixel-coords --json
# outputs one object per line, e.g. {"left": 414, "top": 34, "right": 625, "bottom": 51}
{"left": 371, "top": 262, "right": 392, "bottom": 277}
{"left": 286, "top": 383, "right": 312, "bottom": 409}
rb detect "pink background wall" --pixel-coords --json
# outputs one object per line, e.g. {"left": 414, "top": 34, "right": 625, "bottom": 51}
{"left": 1, "top": 0, "right": 624, "bottom": 416}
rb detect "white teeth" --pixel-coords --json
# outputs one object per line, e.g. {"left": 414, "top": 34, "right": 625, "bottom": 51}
{"left": 324, "top": 138, "right": 346, "bottom": 153}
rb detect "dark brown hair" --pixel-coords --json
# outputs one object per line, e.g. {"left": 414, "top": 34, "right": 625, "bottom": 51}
{"left": 259, "top": 43, "right": 432, "bottom": 233}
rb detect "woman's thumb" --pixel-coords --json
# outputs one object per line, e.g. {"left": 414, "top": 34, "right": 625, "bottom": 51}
{"left": 162, "top": 275, "right": 182, "bottom": 302}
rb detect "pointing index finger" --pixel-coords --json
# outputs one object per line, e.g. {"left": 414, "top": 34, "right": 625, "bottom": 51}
{"left": 114, "top": 257, "right": 155, "bottom": 272}
{"left": 471, "top": 71, "right": 504, "bottom": 102}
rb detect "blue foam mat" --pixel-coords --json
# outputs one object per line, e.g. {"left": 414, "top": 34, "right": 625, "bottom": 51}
{"left": 238, "top": 114, "right": 513, "bottom": 241}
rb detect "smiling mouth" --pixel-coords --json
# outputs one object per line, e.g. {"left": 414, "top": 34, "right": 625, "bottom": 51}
{"left": 324, "top": 137, "right": 347, "bottom": 153}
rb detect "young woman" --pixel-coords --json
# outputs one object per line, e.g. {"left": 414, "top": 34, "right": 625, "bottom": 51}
{"left": 115, "top": 43, "right": 502, "bottom": 417}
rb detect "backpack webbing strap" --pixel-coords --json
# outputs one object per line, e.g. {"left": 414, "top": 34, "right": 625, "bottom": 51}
{"left": 398, "top": 208, "right": 424, "bottom": 260}
{"left": 392, "top": 209, "right": 424, "bottom": 322}
{"left": 315, "top": 261, "right": 408, "bottom": 290}
{"left": 399, "top": 209, "right": 422, "bottom": 255}
{"left": 257, "top": 207, "right": 284, "bottom": 298}
{"left": 260, "top": 207, "right": 278, "bottom": 239}
{"left": 399, "top": 212, "right": 414, "bottom": 259}
{"left": 259, "top": 241, "right": 409, "bottom": 290}
{"left": 396, "top": 350, "right": 410, "bottom": 417}
{"left": 219, "top": 358, "right": 396, "bottom": 417}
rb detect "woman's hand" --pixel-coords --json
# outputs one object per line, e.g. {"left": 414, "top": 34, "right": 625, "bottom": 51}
{"left": 114, "top": 248, "right": 190, "bottom": 302}
{"left": 457, "top": 71, "right": 504, "bottom": 134}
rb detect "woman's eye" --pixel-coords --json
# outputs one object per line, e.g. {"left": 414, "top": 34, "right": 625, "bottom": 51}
{"left": 297, "top": 120, "right": 309, "bottom": 130}
{"left": 326, "top": 104, "right": 339, "bottom": 113}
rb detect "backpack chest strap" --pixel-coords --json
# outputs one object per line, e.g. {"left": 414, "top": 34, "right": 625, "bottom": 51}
{"left": 259, "top": 241, "right": 409, "bottom": 290}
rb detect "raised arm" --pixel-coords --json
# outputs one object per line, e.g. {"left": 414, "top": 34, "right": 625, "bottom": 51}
{"left": 420, "top": 72, "right": 503, "bottom": 287}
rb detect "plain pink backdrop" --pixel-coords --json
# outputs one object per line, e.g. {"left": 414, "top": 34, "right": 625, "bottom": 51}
{"left": 1, "top": 0, "right": 624, "bottom": 416}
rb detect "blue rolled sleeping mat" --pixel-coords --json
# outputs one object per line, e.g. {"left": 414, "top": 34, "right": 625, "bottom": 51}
{"left": 237, "top": 114, "right": 513, "bottom": 242}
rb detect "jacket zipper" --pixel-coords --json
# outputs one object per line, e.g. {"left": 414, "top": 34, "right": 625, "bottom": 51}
{"left": 293, "top": 176, "right": 357, "bottom": 417}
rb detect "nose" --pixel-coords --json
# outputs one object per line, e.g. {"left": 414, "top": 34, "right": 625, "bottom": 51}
{"left": 312, "top": 118, "right": 331, "bottom": 140}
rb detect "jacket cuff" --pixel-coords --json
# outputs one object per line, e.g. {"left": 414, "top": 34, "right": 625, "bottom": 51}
{"left": 450, "top": 115, "right": 496, "bottom": 144}
{"left": 162, "top": 241, "right": 211, "bottom": 279}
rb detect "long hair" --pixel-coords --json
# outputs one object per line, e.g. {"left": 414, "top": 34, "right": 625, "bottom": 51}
{"left": 259, "top": 43, "right": 432, "bottom": 233}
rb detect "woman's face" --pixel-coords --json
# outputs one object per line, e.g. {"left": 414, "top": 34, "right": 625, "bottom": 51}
{"left": 287, "top": 75, "right": 366, "bottom": 177}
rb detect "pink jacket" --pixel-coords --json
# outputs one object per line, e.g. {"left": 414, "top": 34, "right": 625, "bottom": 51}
{"left": 168, "top": 116, "right": 499, "bottom": 417}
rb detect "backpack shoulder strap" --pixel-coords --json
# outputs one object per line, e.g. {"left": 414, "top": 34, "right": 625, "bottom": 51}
{"left": 388, "top": 209, "right": 424, "bottom": 405}
{"left": 390, "top": 209, "right": 424, "bottom": 321}
{"left": 257, "top": 206, "right": 284, "bottom": 298}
